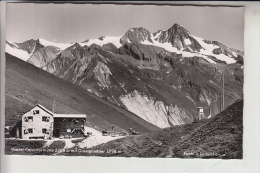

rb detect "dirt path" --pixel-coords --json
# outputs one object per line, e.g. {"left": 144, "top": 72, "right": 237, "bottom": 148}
{"left": 64, "top": 139, "right": 75, "bottom": 149}
{"left": 78, "top": 135, "right": 124, "bottom": 148}
{"left": 6, "top": 94, "right": 35, "bottom": 107}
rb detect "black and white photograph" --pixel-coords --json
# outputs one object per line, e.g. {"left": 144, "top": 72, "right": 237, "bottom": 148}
{"left": 4, "top": 3, "right": 244, "bottom": 159}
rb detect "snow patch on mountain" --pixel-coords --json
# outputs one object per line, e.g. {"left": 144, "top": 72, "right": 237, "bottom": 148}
{"left": 138, "top": 31, "right": 237, "bottom": 64}
{"left": 182, "top": 52, "right": 216, "bottom": 64}
{"left": 141, "top": 36, "right": 216, "bottom": 64}
{"left": 192, "top": 36, "right": 219, "bottom": 51}
{"left": 120, "top": 90, "right": 189, "bottom": 128}
{"left": 184, "top": 38, "right": 192, "bottom": 45}
{"left": 93, "top": 62, "right": 112, "bottom": 88}
{"left": 6, "top": 43, "right": 31, "bottom": 61}
{"left": 192, "top": 36, "right": 236, "bottom": 64}
{"left": 80, "top": 36, "right": 122, "bottom": 48}
{"left": 38, "top": 38, "right": 73, "bottom": 50}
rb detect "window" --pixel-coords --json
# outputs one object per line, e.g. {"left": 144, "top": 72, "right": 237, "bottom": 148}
{"left": 24, "top": 116, "right": 33, "bottom": 122}
{"left": 72, "top": 119, "right": 79, "bottom": 124}
{"left": 42, "top": 129, "right": 49, "bottom": 134}
{"left": 28, "top": 116, "right": 33, "bottom": 122}
{"left": 42, "top": 129, "right": 47, "bottom": 134}
{"left": 33, "top": 110, "right": 39, "bottom": 115}
{"left": 24, "top": 129, "right": 28, "bottom": 134}
{"left": 42, "top": 116, "right": 50, "bottom": 122}
{"left": 28, "top": 129, "right": 33, "bottom": 133}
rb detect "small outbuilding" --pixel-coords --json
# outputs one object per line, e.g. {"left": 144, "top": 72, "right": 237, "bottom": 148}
{"left": 53, "top": 114, "right": 86, "bottom": 138}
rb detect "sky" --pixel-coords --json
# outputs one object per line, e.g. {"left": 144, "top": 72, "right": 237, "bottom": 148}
{"left": 6, "top": 3, "right": 244, "bottom": 50}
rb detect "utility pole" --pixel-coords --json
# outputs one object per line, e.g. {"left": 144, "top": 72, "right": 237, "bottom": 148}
{"left": 222, "top": 67, "right": 225, "bottom": 111}
{"left": 53, "top": 98, "right": 55, "bottom": 114}
{"left": 219, "top": 67, "right": 225, "bottom": 112}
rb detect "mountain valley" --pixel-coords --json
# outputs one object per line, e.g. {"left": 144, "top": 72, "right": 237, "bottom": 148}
{"left": 6, "top": 23, "right": 244, "bottom": 128}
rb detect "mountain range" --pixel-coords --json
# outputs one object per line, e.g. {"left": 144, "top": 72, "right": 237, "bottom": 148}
{"left": 5, "top": 23, "right": 244, "bottom": 128}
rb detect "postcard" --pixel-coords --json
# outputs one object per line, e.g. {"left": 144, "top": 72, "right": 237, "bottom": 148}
{"left": 3, "top": 3, "right": 244, "bottom": 159}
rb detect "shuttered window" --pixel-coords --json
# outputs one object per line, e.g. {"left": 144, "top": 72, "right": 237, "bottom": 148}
{"left": 24, "top": 116, "right": 33, "bottom": 122}
{"left": 33, "top": 110, "right": 40, "bottom": 115}
{"left": 42, "top": 116, "right": 50, "bottom": 122}
{"left": 42, "top": 129, "right": 48, "bottom": 134}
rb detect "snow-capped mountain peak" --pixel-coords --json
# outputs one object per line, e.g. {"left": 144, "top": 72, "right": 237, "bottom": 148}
{"left": 6, "top": 41, "right": 32, "bottom": 61}
{"left": 118, "top": 23, "right": 242, "bottom": 64}
{"left": 80, "top": 36, "right": 122, "bottom": 48}
{"left": 37, "top": 38, "right": 73, "bottom": 50}
{"left": 120, "top": 27, "right": 153, "bottom": 45}
{"left": 6, "top": 23, "right": 243, "bottom": 65}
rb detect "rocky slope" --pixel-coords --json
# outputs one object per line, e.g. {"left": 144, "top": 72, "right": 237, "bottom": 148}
{"left": 5, "top": 23, "right": 244, "bottom": 128}
{"left": 153, "top": 24, "right": 203, "bottom": 52}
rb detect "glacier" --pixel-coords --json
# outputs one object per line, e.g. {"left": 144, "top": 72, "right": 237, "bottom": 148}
{"left": 38, "top": 38, "right": 73, "bottom": 50}
{"left": 80, "top": 36, "right": 122, "bottom": 48}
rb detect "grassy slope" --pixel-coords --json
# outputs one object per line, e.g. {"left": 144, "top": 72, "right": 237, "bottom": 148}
{"left": 5, "top": 53, "right": 159, "bottom": 133}
{"left": 66, "top": 99, "right": 243, "bottom": 158}
{"left": 173, "top": 99, "right": 243, "bottom": 159}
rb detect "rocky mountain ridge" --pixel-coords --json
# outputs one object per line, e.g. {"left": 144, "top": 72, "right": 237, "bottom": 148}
{"left": 5, "top": 23, "right": 244, "bottom": 128}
